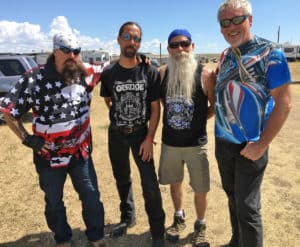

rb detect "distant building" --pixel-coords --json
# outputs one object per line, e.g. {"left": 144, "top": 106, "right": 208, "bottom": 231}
{"left": 280, "top": 43, "right": 300, "bottom": 61}
{"left": 81, "top": 49, "right": 111, "bottom": 68}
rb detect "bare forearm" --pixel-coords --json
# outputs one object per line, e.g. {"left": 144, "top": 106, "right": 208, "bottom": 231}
{"left": 3, "top": 113, "right": 28, "bottom": 142}
{"left": 147, "top": 100, "right": 160, "bottom": 139}
{"left": 104, "top": 97, "right": 112, "bottom": 109}
{"left": 202, "top": 66, "right": 216, "bottom": 120}
{"left": 207, "top": 105, "right": 215, "bottom": 120}
{"left": 259, "top": 85, "right": 292, "bottom": 147}
{"left": 258, "top": 100, "right": 291, "bottom": 147}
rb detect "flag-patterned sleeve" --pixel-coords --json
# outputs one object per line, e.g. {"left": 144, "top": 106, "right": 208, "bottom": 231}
{"left": 0, "top": 73, "right": 34, "bottom": 119}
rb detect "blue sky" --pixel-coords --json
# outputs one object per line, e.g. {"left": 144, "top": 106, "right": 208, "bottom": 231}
{"left": 0, "top": 0, "right": 299, "bottom": 55}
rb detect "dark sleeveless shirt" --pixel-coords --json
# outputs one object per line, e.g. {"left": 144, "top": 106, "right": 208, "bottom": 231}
{"left": 160, "top": 64, "right": 208, "bottom": 147}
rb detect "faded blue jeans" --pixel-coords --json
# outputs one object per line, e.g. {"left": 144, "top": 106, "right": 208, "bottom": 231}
{"left": 34, "top": 155, "right": 104, "bottom": 244}
{"left": 215, "top": 139, "right": 268, "bottom": 247}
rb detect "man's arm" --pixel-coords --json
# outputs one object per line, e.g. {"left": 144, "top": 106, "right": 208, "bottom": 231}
{"left": 3, "top": 113, "right": 28, "bottom": 142}
{"left": 146, "top": 99, "right": 160, "bottom": 141}
{"left": 139, "top": 99, "right": 160, "bottom": 162}
{"left": 104, "top": 97, "right": 112, "bottom": 109}
{"left": 240, "top": 83, "right": 292, "bottom": 160}
{"left": 201, "top": 66, "right": 216, "bottom": 119}
{"left": 3, "top": 112, "right": 46, "bottom": 152}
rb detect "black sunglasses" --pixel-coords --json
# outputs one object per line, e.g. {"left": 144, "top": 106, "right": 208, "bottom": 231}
{"left": 59, "top": 45, "right": 81, "bottom": 55}
{"left": 121, "top": 33, "right": 141, "bottom": 43}
{"left": 220, "top": 15, "right": 248, "bottom": 28}
{"left": 168, "top": 40, "right": 191, "bottom": 49}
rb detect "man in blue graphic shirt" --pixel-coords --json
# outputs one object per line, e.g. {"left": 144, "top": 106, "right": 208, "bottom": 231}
{"left": 215, "top": 1, "right": 292, "bottom": 247}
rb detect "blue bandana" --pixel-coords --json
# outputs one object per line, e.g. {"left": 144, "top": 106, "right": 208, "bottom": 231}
{"left": 168, "top": 29, "right": 192, "bottom": 44}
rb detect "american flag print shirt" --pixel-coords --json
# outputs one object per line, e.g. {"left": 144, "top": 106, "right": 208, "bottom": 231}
{"left": 0, "top": 60, "right": 101, "bottom": 168}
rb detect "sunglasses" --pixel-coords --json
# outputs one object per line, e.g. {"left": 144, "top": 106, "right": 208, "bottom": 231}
{"left": 220, "top": 15, "right": 248, "bottom": 28}
{"left": 121, "top": 33, "right": 141, "bottom": 43}
{"left": 59, "top": 45, "right": 81, "bottom": 55}
{"left": 168, "top": 40, "right": 191, "bottom": 49}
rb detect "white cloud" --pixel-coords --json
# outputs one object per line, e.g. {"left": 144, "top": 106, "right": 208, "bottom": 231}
{"left": 0, "top": 16, "right": 120, "bottom": 54}
{"left": 49, "top": 16, "right": 74, "bottom": 36}
{"left": 0, "top": 20, "right": 49, "bottom": 53}
{"left": 0, "top": 16, "right": 172, "bottom": 55}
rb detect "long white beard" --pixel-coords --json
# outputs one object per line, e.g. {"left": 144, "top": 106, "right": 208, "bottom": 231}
{"left": 166, "top": 51, "right": 198, "bottom": 100}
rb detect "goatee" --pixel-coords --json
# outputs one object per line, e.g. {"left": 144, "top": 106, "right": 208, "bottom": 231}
{"left": 62, "top": 59, "right": 87, "bottom": 85}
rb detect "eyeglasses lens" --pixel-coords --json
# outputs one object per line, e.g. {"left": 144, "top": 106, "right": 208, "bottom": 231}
{"left": 169, "top": 40, "right": 191, "bottom": 49}
{"left": 220, "top": 15, "right": 247, "bottom": 28}
{"left": 60, "top": 46, "right": 81, "bottom": 55}
{"left": 121, "top": 33, "right": 141, "bottom": 43}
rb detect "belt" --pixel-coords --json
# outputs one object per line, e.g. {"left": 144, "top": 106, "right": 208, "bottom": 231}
{"left": 110, "top": 124, "right": 147, "bottom": 134}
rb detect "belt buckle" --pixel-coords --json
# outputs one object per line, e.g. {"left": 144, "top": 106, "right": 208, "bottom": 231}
{"left": 124, "top": 126, "right": 134, "bottom": 134}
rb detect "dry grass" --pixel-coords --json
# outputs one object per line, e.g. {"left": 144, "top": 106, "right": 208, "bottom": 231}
{"left": 0, "top": 62, "right": 299, "bottom": 247}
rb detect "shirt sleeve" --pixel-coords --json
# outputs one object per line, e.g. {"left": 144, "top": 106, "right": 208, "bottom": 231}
{"left": 0, "top": 74, "right": 33, "bottom": 119}
{"left": 266, "top": 49, "right": 292, "bottom": 89}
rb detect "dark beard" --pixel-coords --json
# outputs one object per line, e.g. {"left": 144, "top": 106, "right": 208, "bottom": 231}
{"left": 122, "top": 46, "right": 137, "bottom": 58}
{"left": 62, "top": 59, "right": 87, "bottom": 85}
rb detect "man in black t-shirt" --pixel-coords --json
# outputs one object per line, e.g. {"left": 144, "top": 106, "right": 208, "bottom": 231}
{"left": 100, "top": 21, "right": 165, "bottom": 247}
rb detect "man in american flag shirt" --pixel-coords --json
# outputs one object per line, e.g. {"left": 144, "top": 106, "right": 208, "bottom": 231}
{"left": 0, "top": 33, "right": 107, "bottom": 247}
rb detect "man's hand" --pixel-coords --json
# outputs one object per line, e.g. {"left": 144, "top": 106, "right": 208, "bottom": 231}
{"left": 240, "top": 141, "right": 268, "bottom": 161}
{"left": 139, "top": 136, "right": 154, "bottom": 162}
{"left": 137, "top": 53, "right": 151, "bottom": 65}
{"left": 22, "top": 135, "right": 45, "bottom": 152}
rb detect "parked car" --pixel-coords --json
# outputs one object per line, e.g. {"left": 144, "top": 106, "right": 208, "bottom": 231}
{"left": 0, "top": 54, "right": 38, "bottom": 122}
{"left": 0, "top": 54, "right": 38, "bottom": 97}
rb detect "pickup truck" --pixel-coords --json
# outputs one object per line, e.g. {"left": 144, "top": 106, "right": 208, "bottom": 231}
{"left": 0, "top": 54, "right": 38, "bottom": 122}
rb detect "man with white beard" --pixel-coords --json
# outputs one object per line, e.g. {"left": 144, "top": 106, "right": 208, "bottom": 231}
{"left": 158, "top": 29, "right": 215, "bottom": 247}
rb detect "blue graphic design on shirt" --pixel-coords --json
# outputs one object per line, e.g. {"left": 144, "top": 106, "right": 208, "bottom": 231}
{"left": 215, "top": 36, "right": 291, "bottom": 144}
{"left": 166, "top": 96, "right": 194, "bottom": 130}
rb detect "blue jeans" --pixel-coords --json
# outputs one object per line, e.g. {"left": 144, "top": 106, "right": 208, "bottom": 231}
{"left": 108, "top": 125, "right": 165, "bottom": 238}
{"left": 215, "top": 139, "right": 268, "bottom": 247}
{"left": 34, "top": 155, "right": 104, "bottom": 244}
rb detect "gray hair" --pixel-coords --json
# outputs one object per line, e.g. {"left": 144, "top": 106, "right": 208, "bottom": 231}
{"left": 217, "top": 0, "right": 252, "bottom": 21}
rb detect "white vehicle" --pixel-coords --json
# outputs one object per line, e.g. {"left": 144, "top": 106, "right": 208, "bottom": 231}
{"left": 81, "top": 49, "right": 111, "bottom": 69}
{"left": 281, "top": 44, "right": 299, "bottom": 61}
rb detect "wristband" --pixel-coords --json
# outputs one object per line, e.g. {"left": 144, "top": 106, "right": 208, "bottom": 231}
{"left": 22, "top": 134, "right": 45, "bottom": 152}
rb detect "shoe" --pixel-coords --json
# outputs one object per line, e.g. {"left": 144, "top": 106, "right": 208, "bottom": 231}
{"left": 166, "top": 211, "right": 186, "bottom": 242}
{"left": 192, "top": 221, "right": 210, "bottom": 247}
{"left": 91, "top": 238, "right": 107, "bottom": 247}
{"left": 109, "top": 219, "right": 136, "bottom": 238}
{"left": 57, "top": 242, "right": 71, "bottom": 247}
{"left": 152, "top": 237, "right": 165, "bottom": 247}
{"left": 219, "top": 236, "right": 238, "bottom": 247}
{"left": 219, "top": 241, "right": 237, "bottom": 247}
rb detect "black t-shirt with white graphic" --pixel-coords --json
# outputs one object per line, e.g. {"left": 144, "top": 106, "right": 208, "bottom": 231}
{"left": 160, "top": 64, "right": 208, "bottom": 147}
{"left": 100, "top": 62, "right": 160, "bottom": 127}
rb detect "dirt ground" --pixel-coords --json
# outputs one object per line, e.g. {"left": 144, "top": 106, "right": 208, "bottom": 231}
{"left": 0, "top": 62, "right": 299, "bottom": 247}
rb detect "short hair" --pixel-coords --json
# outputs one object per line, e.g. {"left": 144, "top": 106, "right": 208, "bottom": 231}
{"left": 118, "top": 21, "right": 142, "bottom": 38}
{"left": 217, "top": 0, "right": 252, "bottom": 21}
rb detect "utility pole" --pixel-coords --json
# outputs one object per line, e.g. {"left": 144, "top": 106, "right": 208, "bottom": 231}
{"left": 277, "top": 25, "right": 280, "bottom": 44}
{"left": 159, "top": 43, "right": 162, "bottom": 64}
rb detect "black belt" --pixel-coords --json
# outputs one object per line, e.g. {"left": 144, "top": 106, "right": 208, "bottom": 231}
{"left": 110, "top": 124, "right": 147, "bottom": 134}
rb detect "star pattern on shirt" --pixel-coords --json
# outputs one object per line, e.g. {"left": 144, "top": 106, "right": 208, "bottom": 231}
{"left": 1, "top": 63, "right": 102, "bottom": 167}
